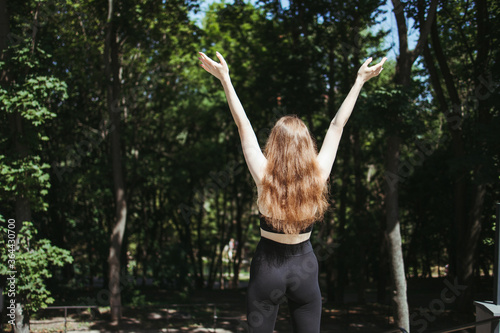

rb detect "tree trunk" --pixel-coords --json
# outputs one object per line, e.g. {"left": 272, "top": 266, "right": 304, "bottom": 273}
{"left": 232, "top": 193, "right": 245, "bottom": 288}
{"left": 0, "top": 0, "right": 8, "bottom": 60}
{"left": 13, "top": 197, "right": 31, "bottom": 333}
{"left": 377, "top": 234, "right": 389, "bottom": 303}
{"left": 457, "top": 184, "right": 485, "bottom": 311}
{"left": 334, "top": 125, "right": 351, "bottom": 304}
{"left": 423, "top": 30, "right": 463, "bottom": 282}
{"left": 12, "top": 66, "right": 33, "bottom": 333}
{"left": 388, "top": 1, "right": 438, "bottom": 329}
{"left": 196, "top": 207, "right": 205, "bottom": 289}
{"left": 385, "top": 135, "right": 409, "bottom": 330}
{"left": 3, "top": 1, "right": 35, "bottom": 329}
{"left": 456, "top": 0, "right": 491, "bottom": 312}
{"left": 351, "top": 129, "right": 367, "bottom": 304}
{"left": 423, "top": 7, "right": 491, "bottom": 312}
{"left": 104, "top": 0, "right": 127, "bottom": 323}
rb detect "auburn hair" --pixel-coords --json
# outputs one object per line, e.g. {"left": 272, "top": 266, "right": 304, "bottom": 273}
{"left": 258, "top": 115, "right": 329, "bottom": 234}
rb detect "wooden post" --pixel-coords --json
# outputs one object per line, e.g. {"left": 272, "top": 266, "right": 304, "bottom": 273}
{"left": 64, "top": 307, "right": 67, "bottom": 333}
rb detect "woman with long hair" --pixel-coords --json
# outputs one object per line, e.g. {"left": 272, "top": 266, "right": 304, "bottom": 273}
{"left": 199, "top": 51, "right": 386, "bottom": 332}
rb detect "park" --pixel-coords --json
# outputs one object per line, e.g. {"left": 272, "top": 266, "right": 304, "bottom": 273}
{"left": 0, "top": 0, "right": 498, "bottom": 332}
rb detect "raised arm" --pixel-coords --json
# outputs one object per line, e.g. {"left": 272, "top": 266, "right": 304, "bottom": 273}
{"left": 198, "top": 51, "right": 266, "bottom": 185}
{"left": 317, "top": 57, "right": 387, "bottom": 181}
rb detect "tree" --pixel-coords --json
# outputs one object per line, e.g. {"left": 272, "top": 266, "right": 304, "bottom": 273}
{"left": 0, "top": 2, "right": 69, "bottom": 330}
{"left": 387, "top": 0, "right": 437, "bottom": 329}
{"left": 103, "top": 0, "right": 127, "bottom": 322}
{"left": 0, "top": 221, "right": 73, "bottom": 331}
{"left": 420, "top": 0, "right": 499, "bottom": 314}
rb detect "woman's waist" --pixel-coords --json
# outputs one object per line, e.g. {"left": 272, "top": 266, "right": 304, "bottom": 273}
{"left": 260, "top": 228, "right": 311, "bottom": 245}
{"left": 257, "top": 231, "right": 314, "bottom": 257}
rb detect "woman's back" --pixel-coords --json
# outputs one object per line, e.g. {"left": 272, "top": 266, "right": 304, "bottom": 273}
{"left": 258, "top": 115, "right": 329, "bottom": 234}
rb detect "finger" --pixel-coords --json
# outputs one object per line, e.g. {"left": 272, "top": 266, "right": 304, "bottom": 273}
{"left": 216, "top": 51, "right": 227, "bottom": 68}
{"left": 379, "top": 57, "right": 387, "bottom": 68}
{"left": 363, "top": 57, "right": 373, "bottom": 67}
{"left": 198, "top": 52, "right": 209, "bottom": 66}
{"left": 200, "top": 63, "right": 209, "bottom": 72}
{"left": 373, "top": 57, "right": 387, "bottom": 70}
{"left": 369, "top": 58, "right": 386, "bottom": 74}
{"left": 199, "top": 51, "right": 215, "bottom": 65}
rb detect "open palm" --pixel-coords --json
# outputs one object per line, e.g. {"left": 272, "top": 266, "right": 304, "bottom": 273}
{"left": 199, "top": 51, "right": 229, "bottom": 81}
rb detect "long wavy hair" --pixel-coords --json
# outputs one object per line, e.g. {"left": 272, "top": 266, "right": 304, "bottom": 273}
{"left": 258, "top": 115, "right": 329, "bottom": 234}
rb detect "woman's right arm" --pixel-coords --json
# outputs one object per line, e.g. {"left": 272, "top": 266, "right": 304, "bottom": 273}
{"left": 198, "top": 51, "right": 267, "bottom": 185}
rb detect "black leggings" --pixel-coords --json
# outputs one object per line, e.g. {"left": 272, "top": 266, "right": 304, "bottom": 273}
{"left": 246, "top": 237, "right": 321, "bottom": 333}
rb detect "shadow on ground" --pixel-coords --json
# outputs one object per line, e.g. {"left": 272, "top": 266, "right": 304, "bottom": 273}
{"left": 26, "top": 277, "right": 488, "bottom": 332}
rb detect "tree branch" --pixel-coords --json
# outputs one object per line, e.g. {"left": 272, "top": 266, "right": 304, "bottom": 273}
{"left": 391, "top": 0, "right": 408, "bottom": 57}
{"left": 412, "top": 0, "right": 438, "bottom": 61}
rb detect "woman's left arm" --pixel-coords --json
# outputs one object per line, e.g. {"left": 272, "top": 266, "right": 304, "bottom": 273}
{"left": 317, "top": 57, "right": 387, "bottom": 181}
{"left": 199, "top": 51, "right": 267, "bottom": 185}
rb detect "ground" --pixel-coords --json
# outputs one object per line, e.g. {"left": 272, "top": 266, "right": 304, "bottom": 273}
{"left": 6, "top": 277, "right": 491, "bottom": 332}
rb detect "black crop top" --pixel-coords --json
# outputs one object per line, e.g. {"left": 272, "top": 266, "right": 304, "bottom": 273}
{"left": 259, "top": 214, "right": 314, "bottom": 234}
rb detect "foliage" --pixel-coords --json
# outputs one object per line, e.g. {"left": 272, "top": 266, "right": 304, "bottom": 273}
{"left": 0, "top": 46, "right": 66, "bottom": 125}
{"left": 0, "top": 221, "right": 73, "bottom": 312}
{"left": 0, "top": 42, "right": 68, "bottom": 213}
{"left": 0, "top": 0, "right": 497, "bottom": 319}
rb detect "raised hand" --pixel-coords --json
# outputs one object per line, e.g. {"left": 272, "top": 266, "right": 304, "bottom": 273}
{"left": 198, "top": 51, "right": 230, "bottom": 82}
{"left": 357, "top": 57, "right": 387, "bottom": 83}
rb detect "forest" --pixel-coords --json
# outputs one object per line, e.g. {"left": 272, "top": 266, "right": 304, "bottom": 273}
{"left": 0, "top": 0, "right": 499, "bottom": 332}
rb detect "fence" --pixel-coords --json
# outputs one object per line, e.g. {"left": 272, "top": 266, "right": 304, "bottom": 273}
{"left": 32, "top": 306, "right": 99, "bottom": 333}
{"left": 31, "top": 304, "right": 500, "bottom": 333}
{"left": 381, "top": 316, "right": 500, "bottom": 333}
{"left": 32, "top": 303, "right": 243, "bottom": 333}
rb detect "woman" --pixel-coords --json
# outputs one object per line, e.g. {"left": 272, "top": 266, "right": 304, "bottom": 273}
{"left": 199, "top": 51, "right": 386, "bottom": 332}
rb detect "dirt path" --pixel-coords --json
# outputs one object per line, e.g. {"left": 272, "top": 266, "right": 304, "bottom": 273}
{"left": 24, "top": 283, "right": 479, "bottom": 333}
